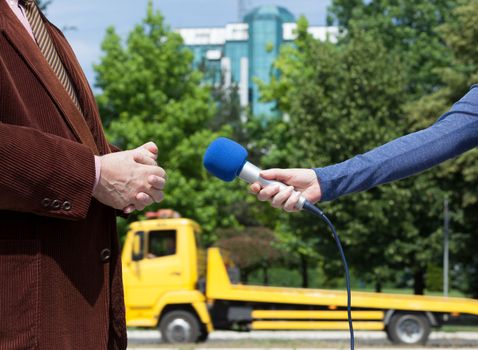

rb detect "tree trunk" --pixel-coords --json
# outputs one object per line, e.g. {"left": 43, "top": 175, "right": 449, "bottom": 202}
{"left": 300, "top": 254, "right": 309, "bottom": 288}
{"left": 413, "top": 269, "right": 426, "bottom": 295}
{"left": 263, "top": 263, "right": 269, "bottom": 286}
{"left": 375, "top": 279, "right": 382, "bottom": 293}
{"left": 241, "top": 269, "right": 249, "bottom": 284}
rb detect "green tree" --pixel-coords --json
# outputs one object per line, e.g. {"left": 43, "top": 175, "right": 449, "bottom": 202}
{"left": 259, "top": 17, "right": 420, "bottom": 291}
{"left": 329, "top": 0, "right": 455, "bottom": 98}
{"left": 209, "top": 83, "right": 244, "bottom": 142}
{"left": 94, "top": 1, "right": 248, "bottom": 243}
{"left": 331, "top": 0, "right": 473, "bottom": 294}
{"left": 405, "top": 0, "right": 478, "bottom": 297}
{"left": 256, "top": 0, "right": 474, "bottom": 295}
{"left": 215, "top": 227, "right": 282, "bottom": 284}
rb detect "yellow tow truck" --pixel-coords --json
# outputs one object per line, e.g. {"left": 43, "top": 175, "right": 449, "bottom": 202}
{"left": 121, "top": 212, "right": 478, "bottom": 345}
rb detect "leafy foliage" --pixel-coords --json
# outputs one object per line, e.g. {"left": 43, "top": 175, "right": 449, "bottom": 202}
{"left": 215, "top": 227, "right": 282, "bottom": 282}
{"left": 405, "top": 0, "right": 478, "bottom": 296}
{"left": 259, "top": 18, "right": 420, "bottom": 291}
{"left": 259, "top": 1, "right": 478, "bottom": 294}
{"left": 329, "top": 0, "right": 455, "bottom": 98}
{"left": 94, "top": 1, "right": 249, "bottom": 243}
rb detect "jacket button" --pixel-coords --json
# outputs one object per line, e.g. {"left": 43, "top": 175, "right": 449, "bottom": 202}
{"left": 100, "top": 248, "right": 111, "bottom": 263}
{"left": 52, "top": 200, "right": 61, "bottom": 210}
{"left": 41, "top": 198, "right": 51, "bottom": 208}
{"left": 62, "top": 201, "right": 72, "bottom": 211}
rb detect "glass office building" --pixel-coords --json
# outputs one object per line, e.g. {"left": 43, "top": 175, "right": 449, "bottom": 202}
{"left": 177, "top": 5, "right": 338, "bottom": 117}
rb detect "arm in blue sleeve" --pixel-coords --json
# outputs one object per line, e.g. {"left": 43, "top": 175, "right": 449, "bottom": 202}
{"left": 315, "top": 86, "right": 478, "bottom": 202}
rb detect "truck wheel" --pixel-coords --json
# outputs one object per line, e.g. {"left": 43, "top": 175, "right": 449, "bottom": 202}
{"left": 197, "top": 328, "right": 209, "bottom": 342}
{"left": 387, "top": 313, "right": 431, "bottom": 345}
{"left": 160, "top": 310, "right": 200, "bottom": 343}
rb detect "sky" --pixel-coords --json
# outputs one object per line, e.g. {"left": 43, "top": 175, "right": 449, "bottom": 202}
{"left": 46, "top": 0, "right": 332, "bottom": 86}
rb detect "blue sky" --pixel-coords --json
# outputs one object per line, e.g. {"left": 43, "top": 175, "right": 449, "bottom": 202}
{"left": 46, "top": 0, "right": 332, "bottom": 85}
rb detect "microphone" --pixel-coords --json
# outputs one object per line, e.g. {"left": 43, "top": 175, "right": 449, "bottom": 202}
{"left": 203, "top": 137, "right": 310, "bottom": 211}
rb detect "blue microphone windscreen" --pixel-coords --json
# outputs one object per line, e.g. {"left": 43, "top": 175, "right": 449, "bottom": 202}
{"left": 203, "top": 137, "right": 248, "bottom": 182}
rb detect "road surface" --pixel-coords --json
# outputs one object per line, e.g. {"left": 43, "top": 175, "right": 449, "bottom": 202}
{"left": 127, "top": 330, "right": 478, "bottom": 349}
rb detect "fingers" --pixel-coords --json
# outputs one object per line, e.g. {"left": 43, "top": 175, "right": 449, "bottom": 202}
{"left": 283, "top": 190, "right": 301, "bottom": 212}
{"left": 151, "top": 166, "right": 167, "bottom": 179}
{"left": 94, "top": 148, "right": 168, "bottom": 213}
{"left": 257, "top": 184, "right": 280, "bottom": 202}
{"left": 123, "top": 193, "right": 153, "bottom": 214}
{"left": 271, "top": 186, "right": 294, "bottom": 209}
{"left": 122, "top": 168, "right": 166, "bottom": 214}
{"left": 140, "top": 142, "right": 158, "bottom": 158}
{"left": 128, "top": 171, "right": 166, "bottom": 212}
{"left": 130, "top": 172, "right": 166, "bottom": 211}
{"left": 249, "top": 182, "right": 261, "bottom": 194}
{"left": 148, "top": 189, "right": 164, "bottom": 203}
{"left": 133, "top": 149, "right": 167, "bottom": 180}
{"left": 252, "top": 182, "right": 300, "bottom": 212}
{"left": 133, "top": 192, "right": 154, "bottom": 211}
{"left": 123, "top": 205, "right": 135, "bottom": 214}
{"left": 149, "top": 175, "right": 166, "bottom": 190}
{"left": 128, "top": 165, "right": 166, "bottom": 212}
{"left": 133, "top": 142, "right": 160, "bottom": 165}
{"left": 260, "top": 168, "right": 292, "bottom": 182}
{"left": 133, "top": 150, "right": 157, "bottom": 166}
{"left": 124, "top": 188, "right": 165, "bottom": 213}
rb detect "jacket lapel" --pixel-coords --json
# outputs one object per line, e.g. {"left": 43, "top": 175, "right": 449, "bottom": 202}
{"left": 0, "top": 1, "right": 99, "bottom": 155}
{"left": 46, "top": 21, "right": 110, "bottom": 154}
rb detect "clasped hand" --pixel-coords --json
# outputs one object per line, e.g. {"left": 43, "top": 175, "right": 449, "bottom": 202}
{"left": 93, "top": 142, "right": 166, "bottom": 213}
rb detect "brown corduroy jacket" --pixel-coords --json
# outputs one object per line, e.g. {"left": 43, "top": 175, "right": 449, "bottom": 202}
{"left": 0, "top": 3, "right": 127, "bottom": 349}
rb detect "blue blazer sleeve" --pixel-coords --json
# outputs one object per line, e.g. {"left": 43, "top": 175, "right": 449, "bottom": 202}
{"left": 315, "top": 85, "right": 478, "bottom": 202}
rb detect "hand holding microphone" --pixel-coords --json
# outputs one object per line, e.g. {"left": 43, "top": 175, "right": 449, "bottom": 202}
{"left": 249, "top": 168, "right": 322, "bottom": 212}
{"left": 203, "top": 137, "right": 322, "bottom": 213}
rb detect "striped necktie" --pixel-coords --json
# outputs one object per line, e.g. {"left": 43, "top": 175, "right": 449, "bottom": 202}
{"left": 21, "top": 0, "right": 82, "bottom": 112}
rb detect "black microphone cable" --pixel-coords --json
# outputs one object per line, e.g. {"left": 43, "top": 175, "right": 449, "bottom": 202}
{"left": 303, "top": 201, "right": 354, "bottom": 350}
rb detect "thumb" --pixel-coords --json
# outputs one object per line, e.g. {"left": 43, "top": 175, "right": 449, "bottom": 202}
{"left": 140, "top": 142, "right": 158, "bottom": 157}
{"left": 260, "top": 168, "right": 292, "bottom": 182}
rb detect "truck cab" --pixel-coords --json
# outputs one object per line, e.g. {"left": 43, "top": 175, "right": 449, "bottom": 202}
{"left": 122, "top": 214, "right": 212, "bottom": 342}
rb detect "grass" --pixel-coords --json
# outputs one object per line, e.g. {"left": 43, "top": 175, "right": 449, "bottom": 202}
{"left": 441, "top": 325, "right": 478, "bottom": 332}
{"left": 130, "top": 339, "right": 357, "bottom": 349}
{"left": 350, "top": 287, "right": 467, "bottom": 297}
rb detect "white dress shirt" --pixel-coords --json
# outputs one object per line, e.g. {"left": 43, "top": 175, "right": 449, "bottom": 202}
{"left": 4, "top": 0, "right": 35, "bottom": 40}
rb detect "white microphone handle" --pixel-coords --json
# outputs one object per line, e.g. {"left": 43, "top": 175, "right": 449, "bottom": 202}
{"left": 238, "top": 161, "right": 306, "bottom": 210}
